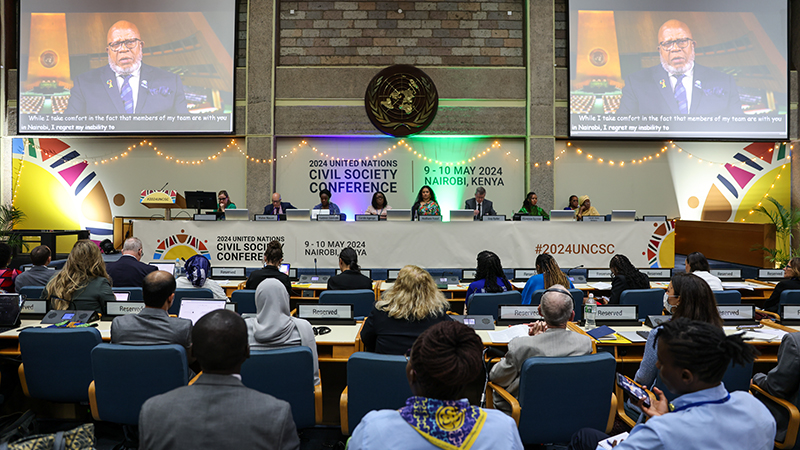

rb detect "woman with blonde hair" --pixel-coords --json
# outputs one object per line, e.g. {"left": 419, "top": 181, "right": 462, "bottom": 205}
{"left": 41, "top": 240, "right": 114, "bottom": 314}
{"left": 360, "top": 265, "right": 451, "bottom": 355}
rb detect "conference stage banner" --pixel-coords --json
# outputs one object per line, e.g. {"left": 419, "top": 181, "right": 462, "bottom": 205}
{"left": 137, "top": 220, "right": 675, "bottom": 269}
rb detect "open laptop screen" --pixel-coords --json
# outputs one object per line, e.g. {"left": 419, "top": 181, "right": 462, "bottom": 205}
{"left": 178, "top": 299, "right": 227, "bottom": 325}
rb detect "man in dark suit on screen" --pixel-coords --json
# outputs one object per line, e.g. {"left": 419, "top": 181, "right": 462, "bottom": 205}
{"left": 65, "top": 20, "right": 189, "bottom": 115}
{"left": 616, "top": 20, "right": 742, "bottom": 116}
{"left": 464, "top": 186, "right": 496, "bottom": 220}
{"left": 105, "top": 237, "right": 157, "bottom": 288}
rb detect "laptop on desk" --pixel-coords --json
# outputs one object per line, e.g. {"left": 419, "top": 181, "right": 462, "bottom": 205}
{"left": 449, "top": 210, "right": 474, "bottom": 222}
{"left": 386, "top": 209, "right": 411, "bottom": 222}
{"left": 286, "top": 209, "right": 310, "bottom": 221}
{"left": 0, "top": 294, "right": 22, "bottom": 333}
{"left": 611, "top": 210, "right": 636, "bottom": 221}
{"left": 550, "top": 210, "right": 574, "bottom": 221}
{"left": 224, "top": 209, "right": 250, "bottom": 221}
{"left": 178, "top": 299, "right": 227, "bottom": 325}
{"left": 150, "top": 262, "right": 175, "bottom": 274}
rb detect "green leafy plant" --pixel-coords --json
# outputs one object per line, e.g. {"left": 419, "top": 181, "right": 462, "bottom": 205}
{"left": 0, "top": 205, "right": 25, "bottom": 249}
{"left": 752, "top": 197, "right": 800, "bottom": 267}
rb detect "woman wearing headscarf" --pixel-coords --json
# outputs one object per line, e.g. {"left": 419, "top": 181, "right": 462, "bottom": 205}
{"left": 245, "top": 278, "right": 320, "bottom": 385}
{"left": 574, "top": 195, "right": 601, "bottom": 221}
{"left": 174, "top": 255, "right": 227, "bottom": 299}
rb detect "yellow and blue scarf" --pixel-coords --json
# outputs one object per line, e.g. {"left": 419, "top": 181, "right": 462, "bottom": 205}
{"left": 399, "top": 397, "right": 486, "bottom": 450}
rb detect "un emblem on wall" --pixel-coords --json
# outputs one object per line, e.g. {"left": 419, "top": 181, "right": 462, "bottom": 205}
{"left": 365, "top": 65, "right": 438, "bottom": 137}
{"left": 39, "top": 50, "right": 58, "bottom": 69}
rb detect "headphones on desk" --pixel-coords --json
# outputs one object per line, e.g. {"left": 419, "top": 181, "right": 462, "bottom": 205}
{"left": 313, "top": 326, "right": 332, "bottom": 336}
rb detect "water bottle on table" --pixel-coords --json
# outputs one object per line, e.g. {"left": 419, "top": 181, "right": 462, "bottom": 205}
{"left": 584, "top": 293, "right": 597, "bottom": 329}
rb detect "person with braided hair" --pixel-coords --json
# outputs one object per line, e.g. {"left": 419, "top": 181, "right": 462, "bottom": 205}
{"left": 520, "top": 253, "right": 574, "bottom": 305}
{"left": 607, "top": 254, "right": 651, "bottom": 305}
{"left": 465, "top": 251, "right": 513, "bottom": 307}
{"left": 349, "top": 320, "right": 523, "bottom": 449}
{"left": 569, "top": 318, "right": 775, "bottom": 450}
{"left": 327, "top": 247, "right": 372, "bottom": 290}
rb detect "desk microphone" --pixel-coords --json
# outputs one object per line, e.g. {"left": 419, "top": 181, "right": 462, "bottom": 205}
{"left": 159, "top": 182, "right": 169, "bottom": 191}
{"left": 567, "top": 264, "right": 584, "bottom": 276}
{"left": 314, "top": 258, "right": 318, "bottom": 275}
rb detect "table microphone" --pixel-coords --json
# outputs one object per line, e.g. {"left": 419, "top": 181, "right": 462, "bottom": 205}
{"left": 567, "top": 264, "right": 584, "bottom": 276}
{"left": 314, "top": 258, "right": 318, "bottom": 275}
{"left": 159, "top": 182, "right": 169, "bottom": 191}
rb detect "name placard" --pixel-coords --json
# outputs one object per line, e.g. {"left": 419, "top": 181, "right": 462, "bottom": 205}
{"left": 514, "top": 269, "right": 537, "bottom": 280}
{"left": 717, "top": 305, "right": 754, "bottom": 320}
{"left": 254, "top": 214, "right": 279, "bottom": 221}
{"left": 583, "top": 216, "right": 605, "bottom": 222}
{"left": 588, "top": 269, "right": 613, "bottom": 279}
{"left": 499, "top": 305, "right": 543, "bottom": 320}
{"left": 596, "top": 305, "right": 638, "bottom": 320}
{"left": 107, "top": 301, "right": 145, "bottom": 316}
{"left": 21, "top": 300, "right": 47, "bottom": 314}
{"left": 462, "top": 269, "right": 477, "bottom": 279}
{"left": 640, "top": 268, "right": 672, "bottom": 278}
{"left": 759, "top": 269, "right": 785, "bottom": 279}
{"left": 297, "top": 304, "right": 353, "bottom": 320}
{"left": 520, "top": 215, "right": 543, "bottom": 221}
{"left": 419, "top": 215, "right": 442, "bottom": 222}
{"left": 483, "top": 215, "right": 506, "bottom": 221}
{"left": 781, "top": 305, "right": 800, "bottom": 320}
{"left": 193, "top": 214, "right": 217, "bottom": 221}
{"left": 388, "top": 270, "right": 401, "bottom": 279}
{"left": 710, "top": 269, "right": 741, "bottom": 279}
{"left": 317, "top": 214, "right": 341, "bottom": 222}
{"left": 355, "top": 215, "right": 379, "bottom": 221}
{"left": 211, "top": 267, "right": 245, "bottom": 278}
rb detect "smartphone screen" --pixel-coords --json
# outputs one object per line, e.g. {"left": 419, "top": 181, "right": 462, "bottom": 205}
{"left": 616, "top": 373, "right": 650, "bottom": 407}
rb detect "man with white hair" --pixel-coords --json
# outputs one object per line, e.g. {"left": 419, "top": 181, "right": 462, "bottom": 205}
{"left": 489, "top": 285, "right": 593, "bottom": 413}
{"left": 105, "top": 237, "right": 158, "bottom": 287}
{"left": 65, "top": 20, "right": 188, "bottom": 115}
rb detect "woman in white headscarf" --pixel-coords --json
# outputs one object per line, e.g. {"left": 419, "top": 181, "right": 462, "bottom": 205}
{"left": 245, "top": 278, "right": 320, "bottom": 385}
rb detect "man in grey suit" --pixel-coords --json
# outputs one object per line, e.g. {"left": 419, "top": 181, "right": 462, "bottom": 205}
{"left": 464, "top": 186, "right": 496, "bottom": 220}
{"left": 752, "top": 331, "right": 800, "bottom": 442}
{"left": 139, "top": 309, "right": 300, "bottom": 450}
{"left": 14, "top": 246, "right": 55, "bottom": 290}
{"left": 489, "top": 285, "right": 592, "bottom": 413}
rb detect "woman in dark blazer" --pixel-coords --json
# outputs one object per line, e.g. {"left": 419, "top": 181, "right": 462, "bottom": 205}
{"left": 765, "top": 258, "right": 800, "bottom": 312}
{"left": 607, "top": 254, "right": 651, "bottom": 304}
{"left": 327, "top": 247, "right": 372, "bottom": 290}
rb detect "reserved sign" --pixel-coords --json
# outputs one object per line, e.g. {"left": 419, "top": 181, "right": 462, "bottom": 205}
{"left": 462, "top": 269, "right": 477, "bottom": 279}
{"left": 499, "top": 305, "right": 543, "bottom": 320}
{"left": 588, "top": 269, "right": 613, "bottom": 279}
{"left": 514, "top": 269, "right": 537, "bottom": 280}
{"left": 640, "top": 268, "right": 671, "bottom": 278}
{"left": 596, "top": 305, "right": 637, "bottom": 320}
{"left": 717, "top": 305, "right": 754, "bottom": 319}
{"left": 710, "top": 269, "right": 741, "bottom": 279}
{"left": 211, "top": 267, "right": 245, "bottom": 278}
{"left": 21, "top": 300, "right": 47, "bottom": 314}
{"left": 298, "top": 304, "right": 353, "bottom": 320}
{"left": 781, "top": 305, "right": 800, "bottom": 320}
{"left": 107, "top": 301, "right": 145, "bottom": 316}
{"left": 759, "top": 269, "right": 785, "bottom": 278}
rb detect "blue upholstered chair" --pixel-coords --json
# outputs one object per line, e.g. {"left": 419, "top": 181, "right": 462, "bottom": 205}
{"left": 230, "top": 289, "right": 257, "bottom": 314}
{"left": 487, "top": 352, "right": 617, "bottom": 445}
{"left": 240, "top": 347, "right": 321, "bottom": 429}
{"left": 751, "top": 383, "right": 800, "bottom": 449}
{"left": 467, "top": 291, "right": 522, "bottom": 320}
{"left": 89, "top": 344, "right": 188, "bottom": 425}
{"left": 169, "top": 288, "right": 214, "bottom": 315}
{"left": 318, "top": 289, "right": 375, "bottom": 318}
{"left": 712, "top": 290, "right": 741, "bottom": 305}
{"left": 18, "top": 286, "right": 45, "bottom": 301}
{"left": 112, "top": 287, "right": 144, "bottom": 301}
{"left": 655, "top": 360, "right": 754, "bottom": 404}
{"left": 340, "top": 352, "right": 412, "bottom": 435}
{"left": 19, "top": 328, "right": 102, "bottom": 403}
{"left": 620, "top": 289, "right": 664, "bottom": 319}
{"left": 530, "top": 289, "right": 586, "bottom": 321}
{"left": 780, "top": 290, "right": 800, "bottom": 307}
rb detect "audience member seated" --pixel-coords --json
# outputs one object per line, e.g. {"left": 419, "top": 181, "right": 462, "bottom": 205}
{"left": 365, "top": 192, "right": 392, "bottom": 218}
{"left": 752, "top": 330, "right": 800, "bottom": 443}
{"left": 574, "top": 195, "right": 601, "bottom": 221}
{"left": 411, "top": 185, "right": 440, "bottom": 220}
{"left": 327, "top": 247, "right": 371, "bottom": 291}
{"left": 564, "top": 194, "right": 579, "bottom": 211}
{"left": 0, "top": 243, "right": 20, "bottom": 293}
{"left": 607, "top": 254, "right": 650, "bottom": 305}
{"left": 13, "top": 245, "right": 54, "bottom": 290}
{"left": 763, "top": 257, "right": 800, "bottom": 313}
{"left": 111, "top": 271, "right": 193, "bottom": 359}
{"left": 139, "top": 309, "right": 301, "bottom": 450}
{"left": 635, "top": 273, "right": 722, "bottom": 387}
{"left": 175, "top": 255, "right": 226, "bottom": 299}
{"left": 313, "top": 188, "right": 340, "bottom": 215}
{"left": 245, "top": 279, "right": 319, "bottom": 385}
{"left": 41, "top": 240, "right": 115, "bottom": 314}
{"left": 520, "top": 253, "right": 574, "bottom": 305}
{"left": 518, "top": 192, "right": 549, "bottom": 219}
{"left": 263, "top": 192, "right": 296, "bottom": 216}
{"left": 466, "top": 250, "right": 513, "bottom": 306}
{"left": 684, "top": 251, "right": 723, "bottom": 291}
{"left": 105, "top": 237, "right": 157, "bottom": 288}
{"left": 360, "top": 265, "right": 451, "bottom": 355}
{"left": 245, "top": 240, "right": 293, "bottom": 296}
{"left": 568, "top": 318, "right": 775, "bottom": 450}
{"left": 489, "top": 285, "right": 592, "bottom": 413}
{"left": 349, "top": 321, "right": 523, "bottom": 450}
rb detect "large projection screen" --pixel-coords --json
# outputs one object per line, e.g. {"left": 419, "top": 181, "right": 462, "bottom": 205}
{"left": 568, "top": 0, "right": 788, "bottom": 140}
{"left": 18, "top": 0, "right": 236, "bottom": 134}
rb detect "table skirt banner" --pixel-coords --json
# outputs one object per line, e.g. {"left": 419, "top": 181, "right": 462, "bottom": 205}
{"left": 136, "top": 220, "right": 675, "bottom": 269}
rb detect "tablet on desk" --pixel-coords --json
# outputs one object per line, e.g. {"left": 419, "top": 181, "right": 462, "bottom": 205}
{"left": 150, "top": 262, "right": 175, "bottom": 274}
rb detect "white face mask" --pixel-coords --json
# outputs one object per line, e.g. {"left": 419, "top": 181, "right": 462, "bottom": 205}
{"left": 663, "top": 292, "right": 677, "bottom": 314}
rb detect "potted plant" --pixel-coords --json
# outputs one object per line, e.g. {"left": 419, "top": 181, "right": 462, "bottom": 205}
{"left": 753, "top": 197, "right": 800, "bottom": 267}
{"left": 0, "top": 205, "right": 26, "bottom": 250}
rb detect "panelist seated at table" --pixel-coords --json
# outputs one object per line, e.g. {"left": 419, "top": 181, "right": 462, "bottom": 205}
{"left": 518, "top": 192, "right": 549, "bottom": 219}
{"left": 360, "top": 265, "right": 451, "bottom": 355}
{"left": 41, "top": 240, "right": 115, "bottom": 315}
{"left": 349, "top": 321, "right": 524, "bottom": 450}
{"left": 263, "top": 192, "right": 296, "bottom": 216}
{"left": 327, "top": 247, "right": 372, "bottom": 291}
{"left": 213, "top": 190, "right": 237, "bottom": 212}
{"left": 411, "top": 185, "right": 440, "bottom": 220}
{"left": 0, "top": 243, "right": 20, "bottom": 293}
{"left": 490, "top": 285, "right": 592, "bottom": 414}
{"left": 466, "top": 250, "right": 513, "bottom": 306}
{"left": 521, "top": 254, "right": 574, "bottom": 305}
{"left": 763, "top": 257, "right": 800, "bottom": 313}
{"left": 175, "top": 255, "right": 226, "bottom": 299}
{"left": 245, "top": 240, "right": 293, "bottom": 296}
{"left": 13, "top": 245, "right": 54, "bottom": 291}
{"left": 574, "top": 195, "right": 601, "bottom": 221}
{"left": 365, "top": 192, "right": 392, "bottom": 218}
{"left": 465, "top": 186, "right": 496, "bottom": 220}
{"left": 684, "top": 251, "right": 723, "bottom": 291}
{"left": 245, "top": 279, "right": 319, "bottom": 385}
{"left": 606, "top": 254, "right": 650, "bottom": 305}
{"left": 313, "top": 188, "right": 340, "bottom": 216}
{"left": 752, "top": 330, "right": 800, "bottom": 443}
{"left": 569, "top": 319, "right": 775, "bottom": 450}
{"left": 105, "top": 237, "right": 157, "bottom": 288}
{"left": 564, "top": 195, "right": 579, "bottom": 211}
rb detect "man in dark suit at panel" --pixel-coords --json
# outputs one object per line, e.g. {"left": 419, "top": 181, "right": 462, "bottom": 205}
{"left": 105, "top": 237, "right": 157, "bottom": 288}
{"left": 263, "top": 192, "right": 297, "bottom": 215}
{"left": 617, "top": 20, "right": 742, "bottom": 116}
{"left": 464, "top": 187, "right": 496, "bottom": 220}
{"left": 65, "top": 20, "right": 188, "bottom": 115}
{"left": 139, "top": 309, "right": 300, "bottom": 450}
